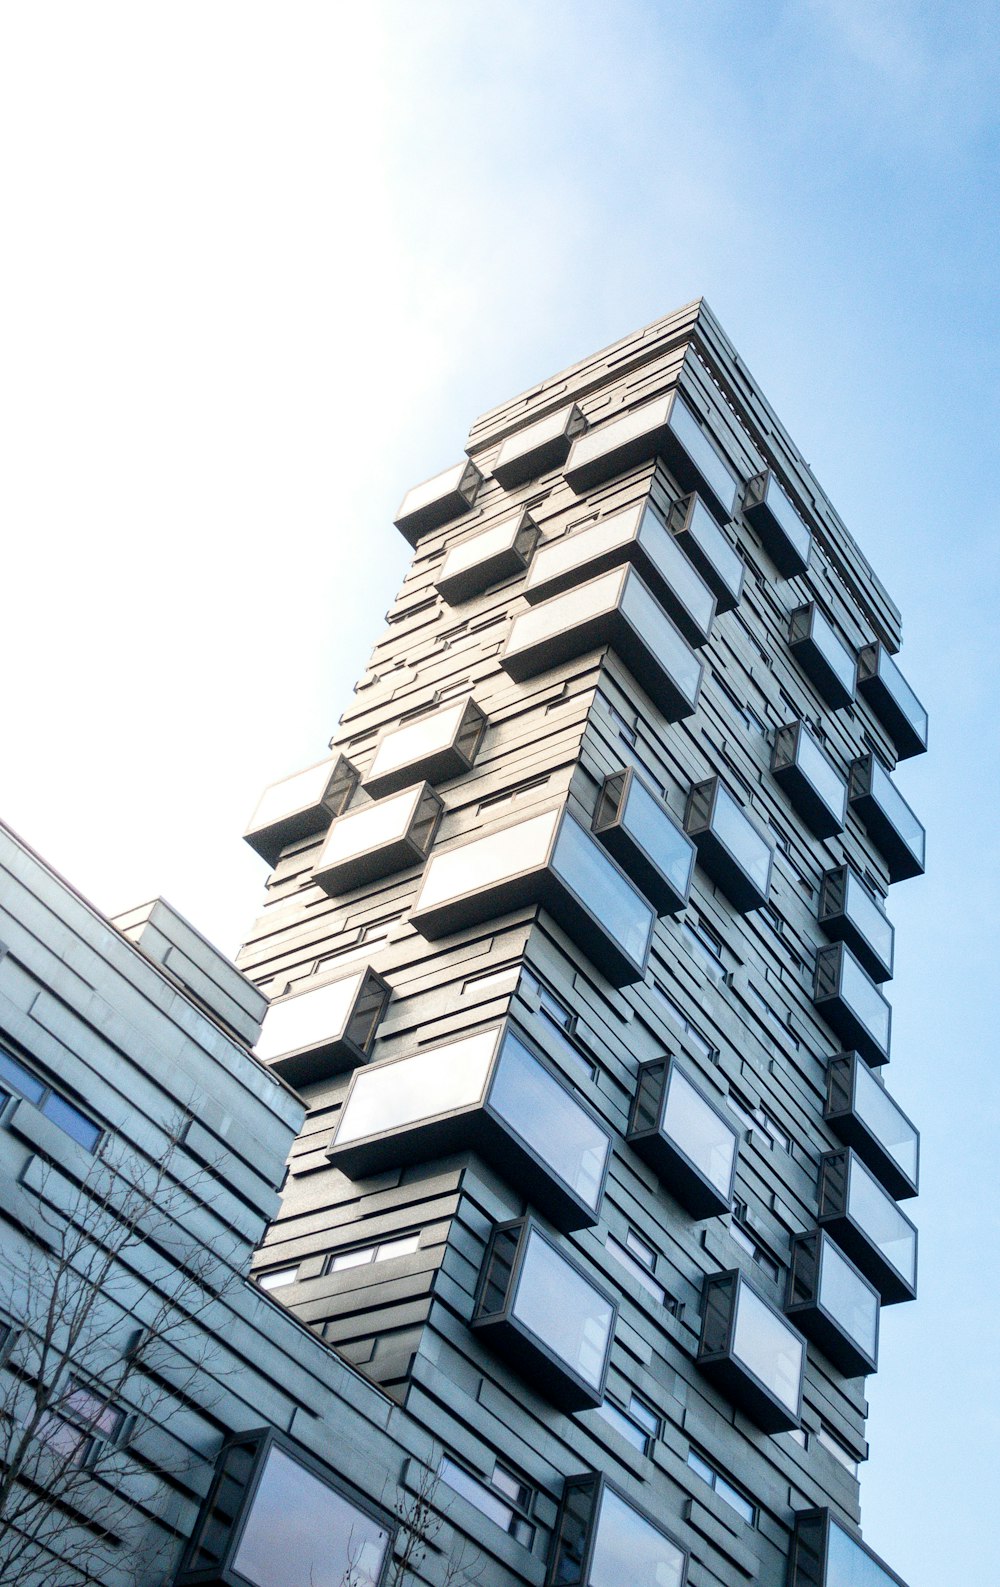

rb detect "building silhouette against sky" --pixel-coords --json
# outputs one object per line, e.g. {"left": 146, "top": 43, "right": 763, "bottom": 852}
{"left": 236, "top": 298, "right": 927, "bottom": 1587}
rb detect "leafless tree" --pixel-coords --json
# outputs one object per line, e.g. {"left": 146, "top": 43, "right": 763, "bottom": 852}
{"left": 386, "top": 1465, "right": 483, "bottom": 1587}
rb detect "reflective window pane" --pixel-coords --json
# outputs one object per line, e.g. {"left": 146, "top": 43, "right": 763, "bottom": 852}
{"left": 416, "top": 807, "right": 559, "bottom": 912}
{"left": 668, "top": 396, "right": 740, "bottom": 518}
{"left": 621, "top": 775, "right": 694, "bottom": 897}
{"left": 318, "top": 785, "right": 422, "bottom": 866}
{"left": 620, "top": 571, "right": 704, "bottom": 706}
{"left": 795, "top": 725, "right": 848, "bottom": 822}
{"left": 507, "top": 566, "right": 628, "bottom": 655}
{"left": 732, "top": 1284, "right": 803, "bottom": 1415}
{"left": 853, "top": 1064, "right": 918, "bottom": 1184}
{"left": 440, "top": 516, "right": 524, "bottom": 581}
{"left": 367, "top": 701, "right": 468, "bottom": 784}
{"left": 663, "top": 1068, "right": 737, "bottom": 1197}
{"left": 848, "top": 1158, "right": 917, "bottom": 1287}
{"left": 868, "top": 759, "right": 926, "bottom": 861}
{"left": 232, "top": 1446, "right": 388, "bottom": 1587}
{"left": 551, "top": 815, "right": 653, "bottom": 968}
{"left": 840, "top": 950, "right": 892, "bottom": 1052}
{"left": 39, "top": 1093, "right": 102, "bottom": 1152}
{"left": 819, "top": 1241, "right": 879, "bottom": 1360}
{"left": 489, "top": 1032, "right": 610, "bottom": 1214}
{"left": 248, "top": 759, "right": 345, "bottom": 834}
{"left": 335, "top": 1030, "right": 499, "bottom": 1146}
{"left": 255, "top": 973, "right": 361, "bottom": 1062}
{"left": 511, "top": 1230, "right": 614, "bottom": 1391}
{"left": 826, "top": 1516, "right": 906, "bottom": 1587}
{"left": 713, "top": 784, "right": 772, "bottom": 892}
{"left": 589, "top": 1488, "right": 686, "bottom": 1587}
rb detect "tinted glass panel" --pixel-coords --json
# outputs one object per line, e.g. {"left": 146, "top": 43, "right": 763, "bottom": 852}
{"left": 669, "top": 395, "right": 739, "bottom": 516}
{"left": 682, "top": 496, "right": 744, "bottom": 595}
{"left": 416, "top": 807, "right": 559, "bottom": 911}
{"left": 232, "top": 1446, "right": 388, "bottom": 1587}
{"left": 0, "top": 1048, "right": 45, "bottom": 1104}
{"left": 620, "top": 572, "right": 703, "bottom": 704}
{"left": 511, "top": 1230, "right": 613, "bottom": 1391}
{"left": 662, "top": 1068, "right": 737, "bottom": 1196}
{"left": 868, "top": 760, "right": 925, "bottom": 860}
{"left": 335, "top": 1030, "right": 499, "bottom": 1145}
{"left": 320, "top": 786, "right": 420, "bottom": 865}
{"left": 819, "top": 1242, "right": 878, "bottom": 1359}
{"left": 551, "top": 816, "right": 653, "bottom": 967}
{"left": 853, "top": 1065, "right": 918, "bottom": 1182}
{"left": 796, "top": 727, "right": 847, "bottom": 819}
{"left": 827, "top": 1516, "right": 904, "bottom": 1587}
{"left": 256, "top": 973, "right": 361, "bottom": 1061}
{"left": 368, "top": 702, "right": 467, "bottom": 782}
{"left": 489, "top": 1032, "right": 610, "bottom": 1213}
{"left": 40, "top": 1093, "right": 101, "bottom": 1152}
{"left": 623, "top": 777, "right": 694, "bottom": 894}
{"left": 810, "top": 607, "right": 856, "bottom": 697}
{"left": 589, "top": 1488, "right": 686, "bottom": 1587}
{"left": 848, "top": 1159, "right": 916, "bottom": 1285}
{"left": 732, "top": 1285, "right": 803, "bottom": 1415}
{"left": 713, "top": 785, "right": 772, "bottom": 891}
{"left": 840, "top": 952, "right": 891, "bottom": 1050}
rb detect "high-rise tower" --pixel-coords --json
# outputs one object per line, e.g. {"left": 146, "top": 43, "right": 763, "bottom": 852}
{"left": 239, "top": 299, "right": 926, "bottom": 1587}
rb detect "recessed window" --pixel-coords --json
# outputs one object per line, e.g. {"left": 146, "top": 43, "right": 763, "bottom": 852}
{"left": 681, "top": 917, "right": 728, "bottom": 982}
{"left": 437, "top": 1456, "right": 535, "bottom": 1547}
{"left": 599, "top": 1393, "right": 661, "bottom": 1456}
{"left": 729, "top": 1217, "right": 781, "bottom": 1283}
{"left": 37, "top": 1377, "right": 125, "bottom": 1468}
{"left": 816, "top": 1425, "right": 861, "bottom": 1478}
{"left": 686, "top": 1448, "right": 756, "bottom": 1526}
{"left": 605, "top": 1234, "right": 668, "bottom": 1307}
{"left": 0, "top": 1044, "right": 101, "bottom": 1153}
{"left": 329, "top": 1233, "right": 420, "bottom": 1272}
{"left": 650, "top": 984, "right": 719, "bottom": 1063}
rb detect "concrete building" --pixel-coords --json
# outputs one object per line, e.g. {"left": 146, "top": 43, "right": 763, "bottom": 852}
{"left": 237, "top": 298, "right": 926, "bottom": 1587}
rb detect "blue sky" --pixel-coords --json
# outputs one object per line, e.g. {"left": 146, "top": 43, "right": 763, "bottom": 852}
{"left": 1, "top": 3, "right": 997, "bottom": 1580}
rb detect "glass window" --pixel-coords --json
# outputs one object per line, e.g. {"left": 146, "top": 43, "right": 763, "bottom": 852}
{"left": 650, "top": 985, "right": 718, "bottom": 1062}
{"left": 335, "top": 1029, "right": 499, "bottom": 1146}
{"left": 619, "top": 570, "right": 704, "bottom": 707}
{"left": 415, "top": 807, "right": 560, "bottom": 913}
{"left": 817, "top": 1428, "right": 860, "bottom": 1479}
{"left": 852, "top": 1063, "right": 919, "bottom": 1185}
{"left": 605, "top": 1235, "right": 667, "bottom": 1306}
{"left": 366, "top": 700, "right": 468, "bottom": 783}
{"left": 819, "top": 1240, "right": 879, "bottom": 1361}
{"left": 329, "top": 1234, "right": 420, "bottom": 1272}
{"left": 662, "top": 1067, "right": 738, "bottom": 1198}
{"left": 624, "top": 1228, "right": 656, "bottom": 1271}
{"left": 733, "top": 1283, "right": 803, "bottom": 1416}
{"left": 258, "top": 1266, "right": 298, "bottom": 1292}
{"left": 489, "top": 1032, "right": 610, "bottom": 1214}
{"left": 867, "top": 758, "right": 926, "bottom": 862}
{"left": 0, "top": 1046, "right": 46, "bottom": 1104}
{"left": 791, "top": 604, "right": 856, "bottom": 703}
{"left": 685, "top": 1449, "right": 755, "bottom": 1525}
{"left": 438, "top": 1456, "right": 535, "bottom": 1547}
{"left": 619, "top": 775, "right": 694, "bottom": 897}
{"left": 793, "top": 724, "right": 848, "bottom": 822}
{"left": 746, "top": 470, "right": 812, "bottom": 568}
{"left": 247, "top": 758, "right": 352, "bottom": 837}
{"left": 438, "top": 513, "right": 535, "bottom": 587}
{"left": 0, "top": 1045, "right": 100, "bottom": 1152}
{"left": 667, "top": 492, "right": 745, "bottom": 608}
{"left": 839, "top": 950, "right": 892, "bottom": 1051}
{"left": 255, "top": 971, "right": 363, "bottom": 1063}
{"left": 589, "top": 1486, "right": 686, "bottom": 1587}
{"left": 668, "top": 396, "right": 740, "bottom": 517}
{"left": 506, "top": 565, "right": 629, "bottom": 655}
{"left": 511, "top": 1229, "right": 615, "bottom": 1393}
{"left": 231, "top": 1445, "right": 388, "bottom": 1587}
{"left": 711, "top": 783, "right": 773, "bottom": 894}
{"left": 317, "top": 783, "right": 426, "bottom": 868}
{"left": 550, "top": 814, "right": 654, "bottom": 971}
{"left": 847, "top": 1158, "right": 917, "bottom": 1287}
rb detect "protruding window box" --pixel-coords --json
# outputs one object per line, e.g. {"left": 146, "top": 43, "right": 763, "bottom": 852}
{"left": 243, "top": 754, "right": 359, "bottom": 866}
{"left": 857, "top": 641, "right": 928, "bottom": 760}
{"left": 592, "top": 767, "right": 695, "bottom": 915}
{"left": 848, "top": 755, "right": 925, "bottom": 883}
{"left": 819, "top": 866, "right": 894, "bottom": 982}
{"left": 473, "top": 1218, "right": 617, "bottom": 1411}
{"left": 547, "top": 1474, "right": 688, "bottom": 1587}
{"left": 393, "top": 458, "right": 484, "bottom": 546}
{"left": 502, "top": 564, "right": 704, "bottom": 724}
{"left": 786, "top": 1231, "right": 880, "bottom": 1378}
{"left": 814, "top": 942, "right": 891, "bottom": 1066}
{"left": 818, "top": 1149, "right": 917, "bottom": 1305}
{"left": 175, "top": 1427, "right": 392, "bottom": 1587}
{"left": 684, "top": 777, "right": 774, "bottom": 913}
{"left": 790, "top": 1508, "right": 911, "bottom": 1587}
{"left": 627, "top": 1058, "right": 738, "bottom": 1218}
{"left": 327, "top": 1023, "right": 611, "bottom": 1232}
{"left": 788, "top": 604, "right": 856, "bottom": 708}
{"left": 771, "top": 721, "right": 847, "bottom": 839}
{"left": 313, "top": 782, "right": 443, "bottom": 896}
{"left": 665, "top": 492, "right": 745, "bottom": 613}
{"left": 697, "top": 1269, "right": 805, "bottom": 1433}
{"left": 411, "top": 805, "right": 655, "bottom": 987}
{"left": 524, "top": 501, "right": 717, "bottom": 647}
{"left": 492, "top": 404, "right": 587, "bottom": 489}
{"left": 826, "top": 1053, "right": 919, "bottom": 1200}
{"left": 253, "top": 967, "right": 391, "bottom": 1087}
{"left": 564, "top": 390, "right": 740, "bottom": 522}
{"left": 742, "top": 469, "right": 812, "bottom": 576}
{"left": 362, "top": 698, "right": 487, "bottom": 798}
{"left": 436, "top": 511, "right": 540, "bottom": 605}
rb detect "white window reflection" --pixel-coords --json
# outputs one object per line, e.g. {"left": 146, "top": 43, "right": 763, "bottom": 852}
{"left": 732, "top": 1284, "right": 803, "bottom": 1415}
{"left": 232, "top": 1446, "right": 388, "bottom": 1587}
{"left": 662, "top": 1068, "right": 737, "bottom": 1196}
{"left": 335, "top": 1030, "right": 499, "bottom": 1146}
{"left": 511, "top": 1230, "right": 614, "bottom": 1391}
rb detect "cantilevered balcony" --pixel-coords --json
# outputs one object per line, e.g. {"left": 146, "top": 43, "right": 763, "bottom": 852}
{"left": 742, "top": 468, "right": 812, "bottom": 577}
{"left": 592, "top": 767, "right": 695, "bottom": 915}
{"left": 771, "top": 721, "right": 847, "bottom": 839}
{"left": 327, "top": 1021, "right": 612, "bottom": 1232}
{"left": 394, "top": 458, "right": 484, "bottom": 545}
{"left": 627, "top": 1058, "right": 739, "bottom": 1218}
{"left": 818, "top": 1149, "right": 917, "bottom": 1304}
{"left": 410, "top": 804, "right": 655, "bottom": 986}
{"left": 243, "top": 754, "right": 359, "bottom": 866}
{"left": 492, "top": 403, "right": 587, "bottom": 489}
{"left": 697, "top": 1269, "right": 805, "bottom": 1432}
{"left": 362, "top": 698, "right": 487, "bottom": 798}
{"left": 857, "top": 641, "right": 928, "bottom": 760}
{"left": 502, "top": 564, "right": 704, "bottom": 723}
{"left": 547, "top": 1475, "right": 688, "bottom": 1587}
{"left": 473, "top": 1218, "right": 617, "bottom": 1411}
{"left": 818, "top": 866, "right": 894, "bottom": 982}
{"left": 665, "top": 492, "right": 744, "bottom": 612}
{"left": 312, "top": 782, "right": 443, "bottom": 895}
{"left": 786, "top": 1230, "right": 880, "bottom": 1378}
{"left": 788, "top": 603, "right": 856, "bottom": 709}
{"left": 848, "top": 755, "right": 926, "bottom": 883}
{"left": 790, "top": 1509, "right": 910, "bottom": 1587}
{"left": 524, "top": 500, "right": 717, "bottom": 647}
{"left": 814, "top": 942, "right": 892, "bottom": 1066}
{"left": 254, "top": 967, "right": 391, "bottom": 1087}
{"left": 564, "top": 390, "right": 741, "bottom": 522}
{"left": 435, "top": 510, "right": 540, "bottom": 605}
{"left": 684, "top": 777, "right": 774, "bottom": 912}
{"left": 826, "top": 1053, "right": 919, "bottom": 1200}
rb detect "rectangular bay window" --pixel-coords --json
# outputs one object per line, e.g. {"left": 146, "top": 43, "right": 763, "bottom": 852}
{"left": 684, "top": 777, "right": 774, "bottom": 912}
{"left": 502, "top": 563, "right": 704, "bottom": 724}
{"left": 593, "top": 767, "right": 695, "bottom": 915}
{"left": 243, "top": 754, "right": 358, "bottom": 866}
{"left": 312, "top": 782, "right": 443, "bottom": 895}
{"left": 627, "top": 1058, "right": 739, "bottom": 1218}
{"left": 473, "top": 1218, "right": 616, "bottom": 1410}
{"left": 176, "top": 1427, "right": 392, "bottom": 1587}
{"left": 327, "top": 1022, "right": 611, "bottom": 1232}
{"left": 790, "top": 1508, "right": 911, "bottom": 1587}
{"left": 492, "top": 403, "right": 587, "bottom": 489}
{"left": 814, "top": 942, "right": 892, "bottom": 1066}
{"left": 857, "top": 641, "right": 928, "bottom": 760}
{"left": 848, "top": 754, "right": 926, "bottom": 882}
{"left": 818, "top": 1149, "right": 917, "bottom": 1304}
{"left": 697, "top": 1269, "right": 805, "bottom": 1432}
{"left": 253, "top": 967, "right": 391, "bottom": 1087}
{"left": 742, "top": 468, "right": 812, "bottom": 577}
{"left": 665, "top": 492, "right": 744, "bottom": 612}
{"left": 523, "top": 500, "right": 717, "bottom": 647}
{"left": 818, "top": 866, "right": 894, "bottom": 983}
{"left": 394, "top": 457, "right": 484, "bottom": 545}
{"left": 771, "top": 721, "right": 847, "bottom": 839}
{"left": 547, "top": 1474, "right": 688, "bottom": 1587}
{"left": 436, "top": 510, "right": 540, "bottom": 605}
{"left": 786, "top": 1231, "right": 880, "bottom": 1378}
{"left": 410, "top": 804, "right": 655, "bottom": 986}
{"left": 788, "top": 604, "right": 856, "bottom": 709}
{"left": 825, "top": 1053, "right": 919, "bottom": 1200}
{"left": 362, "top": 698, "right": 487, "bottom": 797}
